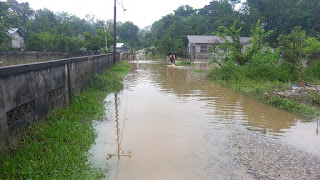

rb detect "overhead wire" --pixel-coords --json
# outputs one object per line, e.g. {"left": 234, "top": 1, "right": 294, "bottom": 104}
{"left": 117, "top": 0, "right": 127, "bottom": 21}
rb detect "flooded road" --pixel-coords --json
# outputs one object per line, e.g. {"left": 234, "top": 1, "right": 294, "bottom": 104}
{"left": 89, "top": 60, "right": 320, "bottom": 179}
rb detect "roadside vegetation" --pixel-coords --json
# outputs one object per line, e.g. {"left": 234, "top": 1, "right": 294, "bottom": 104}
{"left": 1, "top": 0, "right": 319, "bottom": 58}
{"left": 210, "top": 22, "right": 320, "bottom": 119}
{"left": 0, "top": 61, "right": 131, "bottom": 179}
{"left": 175, "top": 60, "right": 195, "bottom": 66}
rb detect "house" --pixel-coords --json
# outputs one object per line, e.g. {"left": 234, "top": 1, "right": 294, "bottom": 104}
{"left": 115, "top": 43, "right": 130, "bottom": 53}
{"left": 187, "top": 35, "right": 252, "bottom": 60}
{"left": 7, "top": 28, "right": 25, "bottom": 50}
{"left": 147, "top": 47, "right": 155, "bottom": 54}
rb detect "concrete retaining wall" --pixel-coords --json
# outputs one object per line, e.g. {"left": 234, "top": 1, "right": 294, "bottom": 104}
{"left": 0, "top": 53, "right": 119, "bottom": 152}
{"left": 0, "top": 51, "right": 94, "bottom": 67}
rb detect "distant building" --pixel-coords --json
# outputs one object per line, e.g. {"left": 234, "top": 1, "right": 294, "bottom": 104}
{"left": 115, "top": 43, "right": 130, "bottom": 53}
{"left": 187, "top": 35, "right": 252, "bottom": 61}
{"left": 77, "top": 32, "right": 85, "bottom": 41}
{"left": 147, "top": 47, "right": 155, "bottom": 54}
{"left": 7, "top": 28, "right": 25, "bottom": 50}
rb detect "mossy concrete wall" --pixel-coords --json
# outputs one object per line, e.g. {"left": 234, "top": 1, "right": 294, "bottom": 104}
{"left": 0, "top": 54, "right": 119, "bottom": 152}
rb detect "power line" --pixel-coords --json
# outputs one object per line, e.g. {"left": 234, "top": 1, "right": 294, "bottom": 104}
{"left": 117, "top": 0, "right": 127, "bottom": 21}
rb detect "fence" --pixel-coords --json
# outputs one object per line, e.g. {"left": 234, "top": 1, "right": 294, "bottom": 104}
{"left": 0, "top": 53, "right": 120, "bottom": 152}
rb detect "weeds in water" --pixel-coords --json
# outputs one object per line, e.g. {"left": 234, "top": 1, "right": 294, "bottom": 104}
{"left": 175, "top": 60, "right": 195, "bottom": 66}
{"left": 0, "top": 61, "right": 131, "bottom": 179}
{"left": 268, "top": 95, "right": 320, "bottom": 118}
{"left": 210, "top": 63, "right": 320, "bottom": 119}
{"left": 193, "top": 69, "right": 206, "bottom": 73}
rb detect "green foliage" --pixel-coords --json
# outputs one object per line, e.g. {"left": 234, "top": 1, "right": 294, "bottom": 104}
{"left": 268, "top": 95, "right": 319, "bottom": 118}
{"left": 302, "top": 37, "right": 320, "bottom": 62}
{"left": 91, "top": 61, "right": 131, "bottom": 92}
{"left": 304, "top": 61, "right": 320, "bottom": 81}
{"left": 278, "top": 27, "right": 320, "bottom": 81}
{"left": 210, "top": 66, "right": 319, "bottom": 118}
{"left": 0, "top": 1, "right": 19, "bottom": 50}
{"left": 210, "top": 63, "right": 245, "bottom": 81}
{"left": 245, "top": 48, "right": 292, "bottom": 82}
{"left": 174, "top": 5, "right": 195, "bottom": 17}
{"left": 157, "top": 35, "right": 185, "bottom": 56}
{"left": 117, "top": 21, "right": 140, "bottom": 48}
{"left": 215, "top": 20, "right": 274, "bottom": 66}
{"left": 216, "top": 21, "right": 246, "bottom": 65}
{"left": 211, "top": 49, "right": 292, "bottom": 83}
{"left": 278, "top": 27, "right": 306, "bottom": 71}
{"left": 0, "top": 61, "right": 131, "bottom": 179}
{"left": 244, "top": 0, "right": 320, "bottom": 44}
{"left": 2, "top": 3, "right": 116, "bottom": 53}
{"left": 83, "top": 30, "right": 104, "bottom": 52}
{"left": 7, "top": 0, "right": 34, "bottom": 26}
{"left": 245, "top": 20, "right": 274, "bottom": 60}
{"left": 175, "top": 60, "right": 195, "bottom": 66}
{"left": 25, "top": 32, "right": 82, "bottom": 52}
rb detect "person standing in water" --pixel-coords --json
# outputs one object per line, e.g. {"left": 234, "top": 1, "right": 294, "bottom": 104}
{"left": 169, "top": 53, "right": 175, "bottom": 65}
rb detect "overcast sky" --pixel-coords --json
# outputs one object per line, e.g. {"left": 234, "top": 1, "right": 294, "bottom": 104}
{"left": 15, "top": 0, "right": 214, "bottom": 29}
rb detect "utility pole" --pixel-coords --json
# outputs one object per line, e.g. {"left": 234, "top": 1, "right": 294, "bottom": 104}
{"left": 113, "top": 0, "right": 117, "bottom": 63}
{"left": 104, "top": 25, "right": 107, "bottom": 51}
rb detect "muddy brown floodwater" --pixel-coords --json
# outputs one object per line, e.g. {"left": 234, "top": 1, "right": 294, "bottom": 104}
{"left": 89, "top": 60, "right": 320, "bottom": 180}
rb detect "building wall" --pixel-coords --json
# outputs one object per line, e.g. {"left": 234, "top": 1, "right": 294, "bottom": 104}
{"left": 11, "top": 32, "right": 24, "bottom": 49}
{"left": 188, "top": 43, "right": 213, "bottom": 60}
{"left": 0, "top": 53, "right": 120, "bottom": 152}
{"left": 188, "top": 42, "right": 254, "bottom": 61}
{"left": 116, "top": 48, "right": 130, "bottom": 53}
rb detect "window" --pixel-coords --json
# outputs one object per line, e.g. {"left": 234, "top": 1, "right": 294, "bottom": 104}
{"left": 200, "top": 45, "right": 208, "bottom": 53}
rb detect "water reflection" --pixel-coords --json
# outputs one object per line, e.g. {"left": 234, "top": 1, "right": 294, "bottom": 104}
{"left": 107, "top": 93, "right": 131, "bottom": 161}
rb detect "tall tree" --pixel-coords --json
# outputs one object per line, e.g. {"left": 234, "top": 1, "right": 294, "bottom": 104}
{"left": 174, "top": 5, "right": 195, "bottom": 17}
{"left": 0, "top": 1, "right": 20, "bottom": 50}
{"left": 117, "top": 21, "right": 140, "bottom": 48}
{"left": 7, "top": 0, "right": 34, "bottom": 25}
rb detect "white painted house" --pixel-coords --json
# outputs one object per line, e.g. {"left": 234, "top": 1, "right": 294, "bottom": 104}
{"left": 187, "top": 35, "right": 252, "bottom": 60}
{"left": 7, "top": 28, "right": 25, "bottom": 50}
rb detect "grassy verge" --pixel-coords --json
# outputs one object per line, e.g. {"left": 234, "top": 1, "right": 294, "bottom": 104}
{"left": 210, "top": 68, "right": 320, "bottom": 119}
{"left": 0, "top": 61, "right": 131, "bottom": 179}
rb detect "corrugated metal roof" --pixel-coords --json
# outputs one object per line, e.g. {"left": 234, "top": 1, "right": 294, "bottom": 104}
{"left": 8, "top": 28, "right": 19, "bottom": 35}
{"left": 187, "top": 35, "right": 251, "bottom": 44}
{"left": 116, "top": 43, "right": 125, "bottom": 48}
{"left": 7, "top": 28, "right": 24, "bottom": 37}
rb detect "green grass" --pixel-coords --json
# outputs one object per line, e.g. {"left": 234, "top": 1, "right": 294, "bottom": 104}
{"left": 268, "top": 95, "right": 319, "bottom": 118}
{"left": 175, "top": 60, "right": 195, "bottom": 66}
{"left": 210, "top": 67, "right": 320, "bottom": 119}
{"left": 193, "top": 69, "right": 206, "bottom": 73}
{"left": 0, "top": 61, "right": 131, "bottom": 179}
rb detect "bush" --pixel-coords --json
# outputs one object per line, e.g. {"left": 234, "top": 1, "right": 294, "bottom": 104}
{"left": 304, "top": 61, "right": 320, "bottom": 81}
{"left": 268, "top": 95, "right": 319, "bottom": 118}
{"left": 210, "top": 63, "right": 245, "bottom": 81}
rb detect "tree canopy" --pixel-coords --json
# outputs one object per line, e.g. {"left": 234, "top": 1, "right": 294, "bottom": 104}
{"left": 0, "top": 0, "right": 319, "bottom": 57}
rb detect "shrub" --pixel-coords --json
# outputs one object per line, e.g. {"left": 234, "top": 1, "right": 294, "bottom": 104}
{"left": 304, "top": 61, "right": 320, "bottom": 81}
{"left": 210, "top": 63, "right": 245, "bottom": 81}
